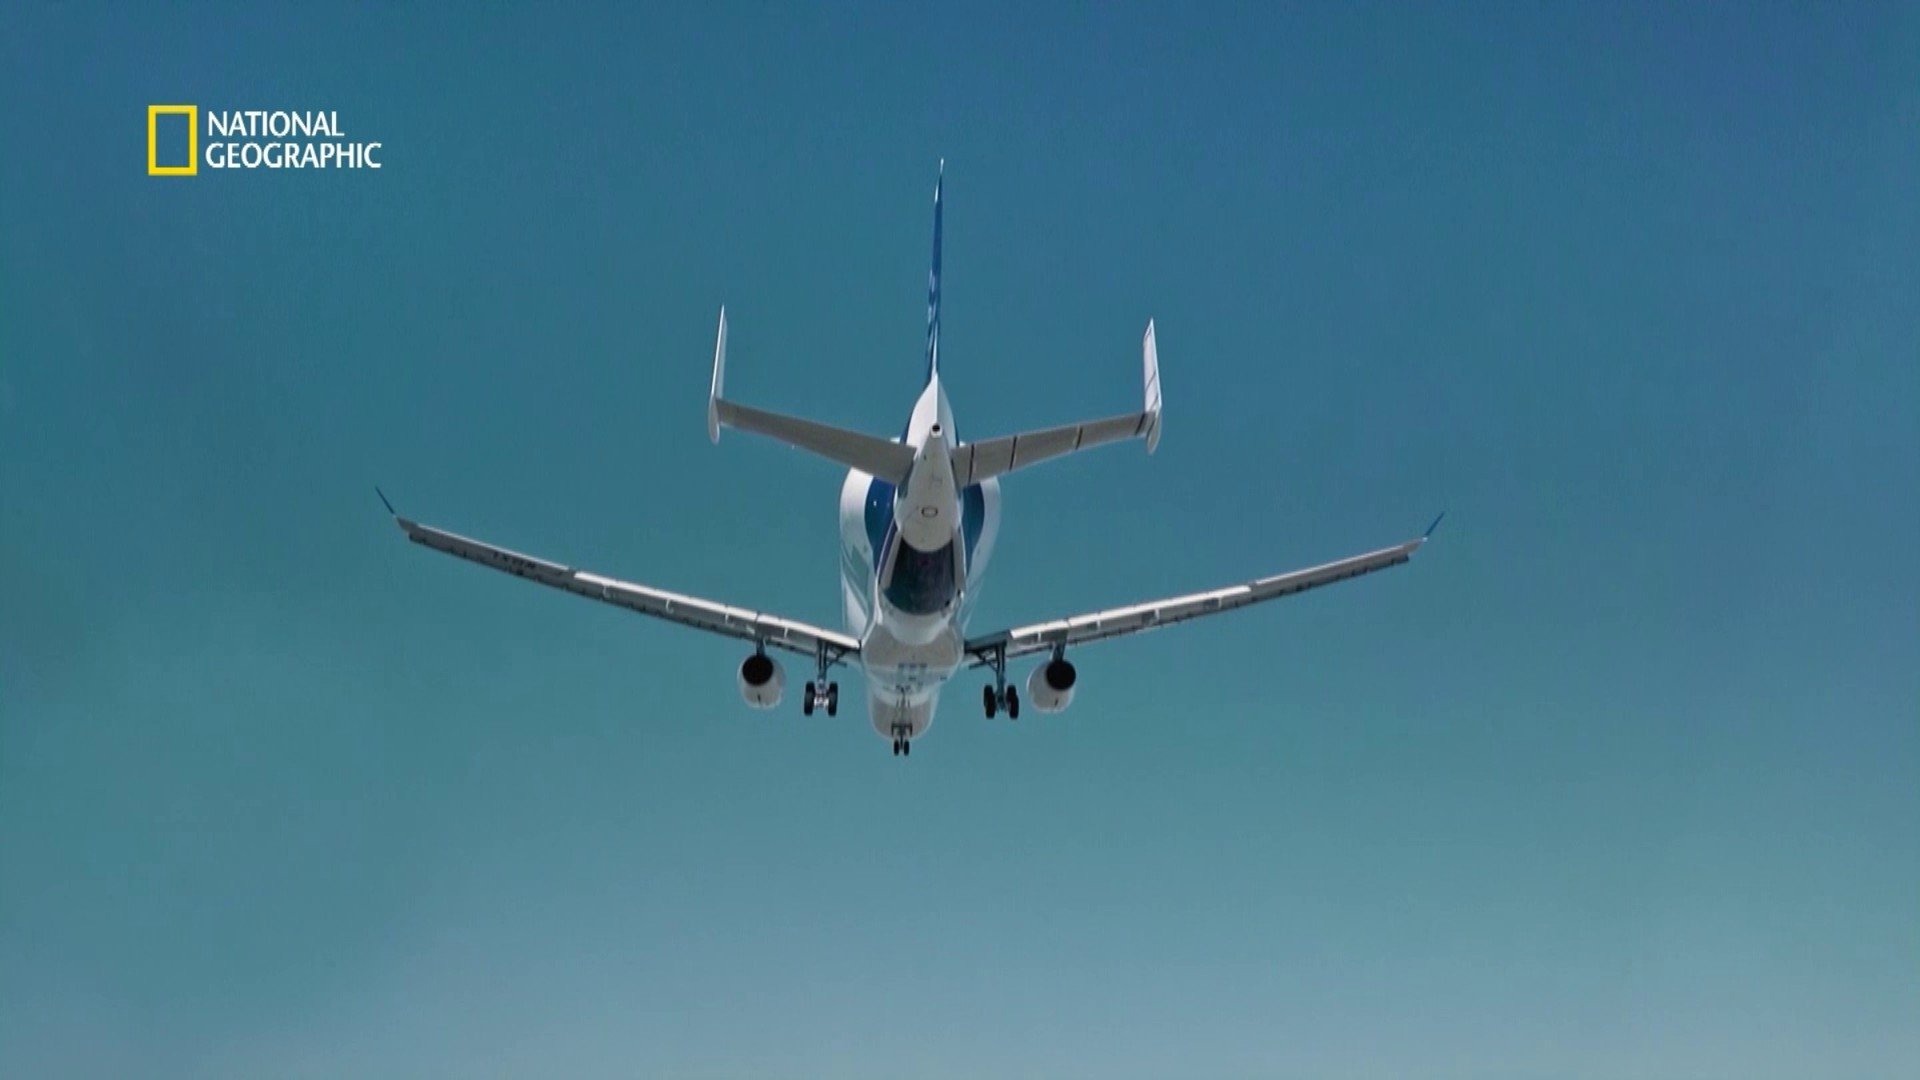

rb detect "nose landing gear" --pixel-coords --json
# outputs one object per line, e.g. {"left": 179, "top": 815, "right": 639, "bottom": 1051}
{"left": 890, "top": 723, "right": 912, "bottom": 757}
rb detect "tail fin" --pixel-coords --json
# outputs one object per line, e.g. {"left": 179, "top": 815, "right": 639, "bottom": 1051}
{"left": 1143, "top": 319, "right": 1163, "bottom": 452}
{"left": 707, "top": 306, "right": 728, "bottom": 442}
{"left": 925, "top": 160, "right": 943, "bottom": 382}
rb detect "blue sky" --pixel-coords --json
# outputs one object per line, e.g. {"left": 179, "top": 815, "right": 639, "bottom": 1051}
{"left": 2, "top": 5, "right": 1916, "bottom": 1077}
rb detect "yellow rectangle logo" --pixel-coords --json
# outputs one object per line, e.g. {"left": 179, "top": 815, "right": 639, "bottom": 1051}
{"left": 148, "top": 105, "right": 198, "bottom": 176}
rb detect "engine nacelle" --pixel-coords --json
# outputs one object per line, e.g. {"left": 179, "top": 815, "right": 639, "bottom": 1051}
{"left": 738, "top": 652, "right": 785, "bottom": 709}
{"left": 1025, "top": 658, "right": 1077, "bottom": 713}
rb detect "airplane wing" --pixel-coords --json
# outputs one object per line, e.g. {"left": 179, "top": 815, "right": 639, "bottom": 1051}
{"left": 380, "top": 493, "right": 859, "bottom": 665}
{"left": 965, "top": 516, "right": 1441, "bottom": 663}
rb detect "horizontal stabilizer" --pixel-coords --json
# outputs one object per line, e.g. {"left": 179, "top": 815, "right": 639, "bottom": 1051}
{"left": 949, "top": 320, "right": 1164, "bottom": 486}
{"left": 707, "top": 308, "right": 915, "bottom": 482}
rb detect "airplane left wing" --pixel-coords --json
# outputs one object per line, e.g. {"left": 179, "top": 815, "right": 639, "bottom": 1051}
{"left": 381, "top": 494, "right": 859, "bottom": 664}
{"left": 966, "top": 516, "right": 1441, "bottom": 663}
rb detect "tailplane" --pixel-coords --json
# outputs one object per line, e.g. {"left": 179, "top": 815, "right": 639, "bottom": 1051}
{"left": 707, "top": 307, "right": 915, "bottom": 483}
{"left": 707, "top": 167, "right": 1162, "bottom": 490}
{"left": 948, "top": 321, "right": 1164, "bottom": 486}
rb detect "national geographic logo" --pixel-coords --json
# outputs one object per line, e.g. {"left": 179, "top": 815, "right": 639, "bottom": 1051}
{"left": 147, "top": 105, "right": 383, "bottom": 176}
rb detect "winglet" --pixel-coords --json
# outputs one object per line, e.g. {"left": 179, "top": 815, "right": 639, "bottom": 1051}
{"left": 1142, "top": 320, "right": 1163, "bottom": 454}
{"left": 708, "top": 306, "right": 727, "bottom": 443}
{"left": 376, "top": 486, "right": 416, "bottom": 533}
{"left": 1423, "top": 511, "right": 1447, "bottom": 540}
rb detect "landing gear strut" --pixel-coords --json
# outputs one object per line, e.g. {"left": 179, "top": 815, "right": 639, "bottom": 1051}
{"left": 978, "top": 642, "right": 1020, "bottom": 720}
{"left": 802, "top": 640, "right": 839, "bottom": 717}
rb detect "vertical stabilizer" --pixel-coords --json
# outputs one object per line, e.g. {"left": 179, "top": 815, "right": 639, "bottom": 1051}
{"left": 925, "top": 161, "right": 943, "bottom": 382}
{"left": 1143, "top": 319, "right": 1162, "bottom": 453}
{"left": 708, "top": 306, "right": 727, "bottom": 443}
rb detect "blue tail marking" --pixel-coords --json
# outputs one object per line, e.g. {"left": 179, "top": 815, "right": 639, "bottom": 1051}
{"left": 925, "top": 160, "right": 943, "bottom": 383}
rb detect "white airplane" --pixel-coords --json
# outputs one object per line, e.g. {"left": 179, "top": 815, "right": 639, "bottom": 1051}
{"left": 381, "top": 166, "right": 1440, "bottom": 757}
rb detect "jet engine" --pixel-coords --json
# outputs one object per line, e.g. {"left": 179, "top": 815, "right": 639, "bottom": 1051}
{"left": 1024, "top": 658, "right": 1077, "bottom": 713}
{"left": 738, "top": 652, "right": 784, "bottom": 709}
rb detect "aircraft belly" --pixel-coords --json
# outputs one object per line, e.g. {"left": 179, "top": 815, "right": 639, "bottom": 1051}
{"left": 859, "top": 619, "right": 961, "bottom": 739}
{"left": 867, "top": 694, "right": 936, "bottom": 739}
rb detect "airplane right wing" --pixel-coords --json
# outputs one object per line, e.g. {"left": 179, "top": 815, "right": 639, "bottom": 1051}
{"left": 965, "top": 516, "right": 1440, "bottom": 663}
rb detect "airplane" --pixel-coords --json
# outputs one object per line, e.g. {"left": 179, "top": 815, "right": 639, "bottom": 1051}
{"left": 380, "top": 164, "right": 1440, "bottom": 757}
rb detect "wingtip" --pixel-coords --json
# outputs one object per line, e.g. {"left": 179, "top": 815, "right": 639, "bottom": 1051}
{"left": 376, "top": 485, "right": 396, "bottom": 517}
{"left": 1423, "top": 511, "right": 1447, "bottom": 540}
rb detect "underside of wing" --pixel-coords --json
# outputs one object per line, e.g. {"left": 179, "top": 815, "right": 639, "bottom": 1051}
{"left": 966, "top": 521, "right": 1438, "bottom": 663}
{"left": 390, "top": 509, "right": 858, "bottom": 664}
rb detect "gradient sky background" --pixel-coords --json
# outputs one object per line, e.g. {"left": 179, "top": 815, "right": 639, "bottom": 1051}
{"left": 3, "top": 5, "right": 1916, "bottom": 1078}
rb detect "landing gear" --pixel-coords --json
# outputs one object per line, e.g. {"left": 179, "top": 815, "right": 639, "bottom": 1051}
{"left": 890, "top": 723, "right": 911, "bottom": 757}
{"left": 978, "top": 642, "right": 1019, "bottom": 719}
{"left": 803, "top": 641, "right": 840, "bottom": 717}
{"left": 802, "top": 681, "right": 839, "bottom": 717}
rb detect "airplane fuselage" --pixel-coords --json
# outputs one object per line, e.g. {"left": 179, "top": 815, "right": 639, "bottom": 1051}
{"left": 837, "top": 377, "right": 1001, "bottom": 743}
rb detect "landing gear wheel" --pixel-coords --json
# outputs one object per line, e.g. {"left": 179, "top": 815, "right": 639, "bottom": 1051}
{"left": 903, "top": 738, "right": 912, "bottom": 756}
{"left": 803, "top": 683, "right": 816, "bottom": 716}
{"left": 983, "top": 685, "right": 997, "bottom": 718}
{"left": 825, "top": 683, "right": 839, "bottom": 717}
{"left": 891, "top": 739, "right": 900, "bottom": 756}
{"left": 1006, "top": 687, "right": 1021, "bottom": 720}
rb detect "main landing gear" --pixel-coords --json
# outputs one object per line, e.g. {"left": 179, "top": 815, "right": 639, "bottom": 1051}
{"left": 802, "top": 680, "right": 838, "bottom": 717}
{"left": 978, "top": 642, "right": 1020, "bottom": 720}
{"left": 801, "top": 640, "right": 839, "bottom": 717}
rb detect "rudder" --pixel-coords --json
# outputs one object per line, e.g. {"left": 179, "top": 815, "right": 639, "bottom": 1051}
{"left": 925, "top": 161, "right": 943, "bottom": 382}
